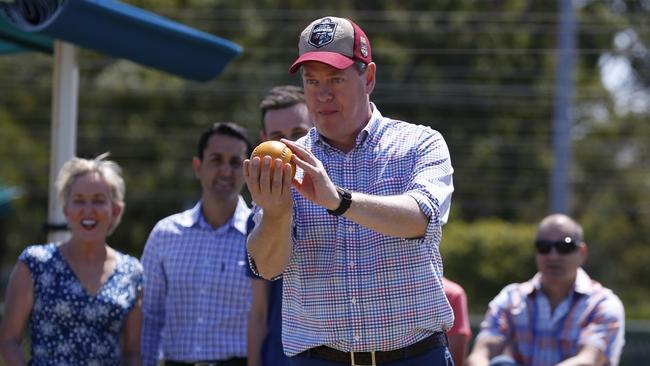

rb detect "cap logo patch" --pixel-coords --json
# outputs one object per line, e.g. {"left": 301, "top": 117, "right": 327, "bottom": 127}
{"left": 308, "top": 18, "right": 338, "bottom": 48}
{"left": 359, "top": 36, "right": 368, "bottom": 57}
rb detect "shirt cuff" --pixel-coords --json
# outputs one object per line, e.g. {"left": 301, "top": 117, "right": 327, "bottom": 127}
{"left": 247, "top": 250, "right": 282, "bottom": 281}
{"left": 405, "top": 190, "right": 441, "bottom": 243}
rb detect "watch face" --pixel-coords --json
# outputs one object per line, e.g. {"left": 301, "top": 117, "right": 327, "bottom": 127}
{"left": 338, "top": 186, "right": 351, "bottom": 198}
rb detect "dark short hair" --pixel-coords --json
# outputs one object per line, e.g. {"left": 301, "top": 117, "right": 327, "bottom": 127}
{"left": 259, "top": 85, "right": 305, "bottom": 132}
{"left": 196, "top": 122, "right": 251, "bottom": 160}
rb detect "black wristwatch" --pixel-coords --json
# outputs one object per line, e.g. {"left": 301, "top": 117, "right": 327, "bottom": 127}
{"left": 327, "top": 186, "right": 352, "bottom": 216}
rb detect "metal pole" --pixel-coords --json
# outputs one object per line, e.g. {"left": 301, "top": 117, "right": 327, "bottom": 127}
{"left": 47, "top": 40, "right": 78, "bottom": 243}
{"left": 550, "top": 0, "right": 576, "bottom": 214}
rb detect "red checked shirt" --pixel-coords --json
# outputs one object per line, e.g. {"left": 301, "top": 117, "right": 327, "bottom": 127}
{"left": 252, "top": 105, "right": 455, "bottom": 356}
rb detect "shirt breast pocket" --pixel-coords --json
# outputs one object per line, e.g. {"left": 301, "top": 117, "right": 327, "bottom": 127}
{"left": 214, "top": 259, "right": 250, "bottom": 302}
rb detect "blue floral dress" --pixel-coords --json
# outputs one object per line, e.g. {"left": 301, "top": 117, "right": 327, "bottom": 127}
{"left": 19, "top": 243, "right": 143, "bottom": 366}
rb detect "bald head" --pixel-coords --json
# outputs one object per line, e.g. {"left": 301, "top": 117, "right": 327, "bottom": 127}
{"left": 536, "top": 214, "right": 584, "bottom": 243}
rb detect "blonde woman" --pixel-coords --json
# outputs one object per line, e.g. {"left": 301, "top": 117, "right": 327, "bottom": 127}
{"left": 0, "top": 154, "right": 143, "bottom": 366}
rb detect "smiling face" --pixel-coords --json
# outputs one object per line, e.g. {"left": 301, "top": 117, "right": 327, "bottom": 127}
{"left": 193, "top": 133, "right": 248, "bottom": 203}
{"left": 301, "top": 61, "right": 376, "bottom": 152}
{"left": 63, "top": 172, "right": 122, "bottom": 244}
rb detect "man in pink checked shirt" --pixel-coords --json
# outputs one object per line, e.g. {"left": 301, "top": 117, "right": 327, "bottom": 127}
{"left": 467, "top": 214, "right": 625, "bottom": 366}
{"left": 244, "top": 15, "right": 456, "bottom": 366}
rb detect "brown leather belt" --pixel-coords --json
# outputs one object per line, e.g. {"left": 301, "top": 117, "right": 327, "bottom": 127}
{"left": 298, "top": 332, "right": 448, "bottom": 365}
{"left": 164, "top": 358, "right": 246, "bottom": 366}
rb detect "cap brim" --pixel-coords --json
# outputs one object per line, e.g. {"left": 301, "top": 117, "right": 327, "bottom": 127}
{"left": 288, "top": 51, "right": 355, "bottom": 74}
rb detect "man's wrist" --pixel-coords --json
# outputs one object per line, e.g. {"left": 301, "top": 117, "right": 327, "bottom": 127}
{"left": 327, "top": 186, "right": 352, "bottom": 216}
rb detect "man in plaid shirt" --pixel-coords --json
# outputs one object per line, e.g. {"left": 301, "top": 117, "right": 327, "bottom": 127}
{"left": 244, "top": 15, "right": 456, "bottom": 366}
{"left": 141, "top": 123, "right": 252, "bottom": 366}
{"left": 467, "top": 214, "right": 625, "bottom": 366}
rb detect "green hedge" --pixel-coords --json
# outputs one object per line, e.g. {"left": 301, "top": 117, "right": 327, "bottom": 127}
{"left": 440, "top": 219, "right": 537, "bottom": 313}
{"left": 440, "top": 217, "right": 650, "bottom": 319}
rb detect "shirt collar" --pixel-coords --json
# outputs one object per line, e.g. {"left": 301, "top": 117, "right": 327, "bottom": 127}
{"left": 361, "top": 102, "right": 382, "bottom": 142}
{"left": 181, "top": 196, "right": 250, "bottom": 235}
{"left": 573, "top": 267, "right": 595, "bottom": 295}
{"left": 526, "top": 267, "right": 594, "bottom": 296}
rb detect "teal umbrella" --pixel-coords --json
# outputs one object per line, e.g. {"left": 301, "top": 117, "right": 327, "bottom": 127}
{"left": 0, "top": 185, "right": 22, "bottom": 216}
{"left": 0, "top": 11, "right": 53, "bottom": 54}
{"left": 0, "top": 41, "right": 24, "bottom": 53}
{"left": 1, "top": 0, "right": 242, "bottom": 81}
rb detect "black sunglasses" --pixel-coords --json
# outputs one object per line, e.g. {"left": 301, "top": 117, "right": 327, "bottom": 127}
{"left": 534, "top": 236, "right": 579, "bottom": 255}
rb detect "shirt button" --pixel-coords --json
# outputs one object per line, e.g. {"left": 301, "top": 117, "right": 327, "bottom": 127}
{"left": 349, "top": 261, "right": 355, "bottom": 268}
{"left": 354, "top": 335, "right": 361, "bottom": 342}
{"left": 351, "top": 297, "right": 357, "bottom": 305}
{"left": 197, "top": 317, "right": 204, "bottom": 323}
{"left": 348, "top": 226, "right": 355, "bottom": 233}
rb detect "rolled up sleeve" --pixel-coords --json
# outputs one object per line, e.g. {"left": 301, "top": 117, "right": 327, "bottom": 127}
{"left": 405, "top": 128, "right": 454, "bottom": 243}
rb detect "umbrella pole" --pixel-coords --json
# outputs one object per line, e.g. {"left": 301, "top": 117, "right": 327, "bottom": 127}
{"left": 46, "top": 40, "right": 77, "bottom": 244}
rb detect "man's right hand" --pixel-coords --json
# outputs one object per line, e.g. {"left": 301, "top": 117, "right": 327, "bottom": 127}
{"left": 244, "top": 155, "right": 294, "bottom": 279}
{"left": 244, "top": 155, "right": 294, "bottom": 219}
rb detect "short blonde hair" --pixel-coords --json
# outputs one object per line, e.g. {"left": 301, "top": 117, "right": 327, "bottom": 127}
{"left": 56, "top": 153, "right": 125, "bottom": 233}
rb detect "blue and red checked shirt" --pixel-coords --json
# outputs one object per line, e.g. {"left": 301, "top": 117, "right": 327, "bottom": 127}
{"left": 253, "top": 105, "right": 455, "bottom": 356}
{"left": 477, "top": 268, "right": 625, "bottom": 366}
{"left": 141, "top": 197, "right": 252, "bottom": 366}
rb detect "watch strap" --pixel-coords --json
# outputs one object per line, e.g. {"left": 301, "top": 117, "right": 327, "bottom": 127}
{"left": 327, "top": 186, "right": 352, "bottom": 216}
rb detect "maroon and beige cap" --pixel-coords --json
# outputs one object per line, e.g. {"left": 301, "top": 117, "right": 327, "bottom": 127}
{"left": 288, "top": 16, "right": 372, "bottom": 74}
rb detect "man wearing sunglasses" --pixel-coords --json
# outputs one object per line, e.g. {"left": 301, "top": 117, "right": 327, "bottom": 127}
{"left": 467, "top": 214, "right": 625, "bottom": 366}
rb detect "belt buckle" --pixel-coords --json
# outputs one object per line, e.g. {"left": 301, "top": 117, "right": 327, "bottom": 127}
{"left": 350, "top": 351, "right": 376, "bottom": 366}
{"left": 195, "top": 363, "right": 217, "bottom": 366}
